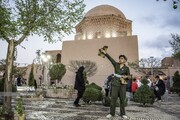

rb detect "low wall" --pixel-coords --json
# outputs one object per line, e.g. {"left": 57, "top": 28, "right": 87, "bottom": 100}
{"left": 46, "top": 88, "right": 74, "bottom": 98}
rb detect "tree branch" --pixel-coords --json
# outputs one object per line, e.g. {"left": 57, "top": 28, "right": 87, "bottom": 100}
{"left": 0, "top": 30, "right": 10, "bottom": 43}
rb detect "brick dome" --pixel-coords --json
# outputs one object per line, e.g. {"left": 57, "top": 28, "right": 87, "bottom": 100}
{"left": 85, "top": 5, "right": 126, "bottom": 18}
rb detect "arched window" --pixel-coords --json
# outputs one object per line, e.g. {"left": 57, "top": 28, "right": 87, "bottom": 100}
{"left": 56, "top": 54, "right": 61, "bottom": 63}
{"left": 95, "top": 32, "right": 101, "bottom": 38}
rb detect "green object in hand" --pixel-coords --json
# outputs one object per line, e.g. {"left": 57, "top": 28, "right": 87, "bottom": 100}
{"left": 98, "top": 46, "right": 108, "bottom": 58}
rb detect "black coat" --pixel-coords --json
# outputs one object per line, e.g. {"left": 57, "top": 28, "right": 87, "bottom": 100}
{"left": 155, "top": 79, "right": 165, "bottom": 96}
{"left": 74, "top": 67, "right": 85, "bottom": 91}
{"left": 126, "top": 79, "right": 132, "bottom": 92}
{"left": 17, "top": 77, "right": 22, "bottom": 86}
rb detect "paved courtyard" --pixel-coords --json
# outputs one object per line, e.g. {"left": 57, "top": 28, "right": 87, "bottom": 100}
{"left": 13, "top": 94, "right": 180, "bottom": 120}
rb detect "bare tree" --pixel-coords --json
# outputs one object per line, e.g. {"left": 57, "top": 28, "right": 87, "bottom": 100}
{"left": 128, "top": 56, "right": 161, "bottom": 76}
{"left": 68, "top": 60, "right": 97, "bottom": 77}
{"left": 139, "top": 57, "right": 161, "bottom": 68}
{"left": 14, "top": 66, "right": 27, "bottom": 78}
{"left": 0, "top": 59, "right": 27, "bottom": 78}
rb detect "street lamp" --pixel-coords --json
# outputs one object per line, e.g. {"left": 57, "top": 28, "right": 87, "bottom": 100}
{"left": 150, "top": 56, "right": 154, "bottom": 77}
{"left": 41, "top": 54, "right": 51, "bottom": 88}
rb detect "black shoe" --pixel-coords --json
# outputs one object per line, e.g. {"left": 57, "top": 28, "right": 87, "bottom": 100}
{"left": 73, "top": 104, "right": 81, "bottom": 107}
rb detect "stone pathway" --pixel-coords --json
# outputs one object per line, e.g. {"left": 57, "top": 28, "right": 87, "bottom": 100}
{"left": 13, "top": 94, "right": 180, "bottom": 120}
{"left": 153, "top": 94, "right": 180, "bottom": 119}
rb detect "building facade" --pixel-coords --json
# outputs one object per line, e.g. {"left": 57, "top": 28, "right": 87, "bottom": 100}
{"left": 159, "top": 57, "right": 180, "bottom": 77}
{"left": 60, "top": 5, "right": 139, "bottom": 87}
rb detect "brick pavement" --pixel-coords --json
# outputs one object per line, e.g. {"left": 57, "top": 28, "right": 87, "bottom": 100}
{"left": 12, "top": 94, "right": 180, "bottom": 120}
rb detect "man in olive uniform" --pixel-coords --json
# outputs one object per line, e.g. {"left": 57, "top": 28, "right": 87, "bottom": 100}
{"left": 100, "top": 49, "right": 130, "bottom": 119}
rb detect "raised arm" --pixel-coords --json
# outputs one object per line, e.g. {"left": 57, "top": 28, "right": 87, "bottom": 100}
{"left": 100, "top": 49, "right": 116, "bottom": 67}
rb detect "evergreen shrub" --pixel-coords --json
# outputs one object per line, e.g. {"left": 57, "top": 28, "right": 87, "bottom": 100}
{"left": 171, "top": 71, "right": 180, "bottom": 96}
{"left": 49, "top": 63, "right": 66, "bottom": 81}
{"left": 82, "top": 83, "right": 103, "bottom": 103}
{"left": 86, "top": 82, "right": 102, "bottom": 91}
{"left": 134, "top": 78, "right": 155, "bottom": 106}
{"left": 15, "top": 98, "right": 25, "bottom": 116}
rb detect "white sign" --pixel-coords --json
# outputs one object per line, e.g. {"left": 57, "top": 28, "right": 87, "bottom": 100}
{"left": 17, "top": 86, "right": 35, "bottom": 92}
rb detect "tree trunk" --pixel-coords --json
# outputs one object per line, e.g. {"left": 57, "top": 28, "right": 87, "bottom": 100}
{"left": 4, "top": 40, "right": 15, "bottom": 112}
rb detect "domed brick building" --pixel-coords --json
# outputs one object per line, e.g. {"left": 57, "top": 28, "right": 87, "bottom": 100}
{"left": 60, "top": 5, "right": 139, "bottom": 87}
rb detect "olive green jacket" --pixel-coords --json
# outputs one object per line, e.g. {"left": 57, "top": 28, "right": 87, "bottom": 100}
{"left": 105, "top": 53, "right": 130, "bottom": 86}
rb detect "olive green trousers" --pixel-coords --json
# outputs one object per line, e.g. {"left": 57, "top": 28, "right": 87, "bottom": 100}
{"left": 110, "top": 84, "right": 126, "bottom": 116}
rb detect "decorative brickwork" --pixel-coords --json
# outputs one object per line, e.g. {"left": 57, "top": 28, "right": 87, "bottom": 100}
{"left": 75, "top": 15, "right": 132, "bottom": 40}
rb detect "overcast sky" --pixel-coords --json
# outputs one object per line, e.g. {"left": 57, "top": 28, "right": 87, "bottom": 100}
{"left": 0, "top": 0, "right": 180, "bottom": 65}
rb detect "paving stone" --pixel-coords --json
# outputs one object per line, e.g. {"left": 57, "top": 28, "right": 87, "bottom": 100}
{"left": 13, "top": 94, "right": 180, "bottom": 120}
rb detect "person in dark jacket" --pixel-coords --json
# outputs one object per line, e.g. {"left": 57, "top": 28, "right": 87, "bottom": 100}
{"left": 74, "top": 66, "right": 85, "bottom": 107}
{"left": 104, "top": 74, "right": 113, "bottom": 97}
{"left": 34, "top": 79, "right": 37, "bottom": 89}
{"left": 126, "top": 77, "right": 132, "bottom": 102}
{"left": 153, "top": 75, "right": 165, "bottom": 101}
{"left": 16, "top": 76, "right": 22, "bottom": 86}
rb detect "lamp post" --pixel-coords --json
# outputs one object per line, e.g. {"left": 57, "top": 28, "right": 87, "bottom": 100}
{"left": 41, "top": 54, "right": 51, "bottom": 88}
{"left": 150, "top": 56, "right": 154, "bottom": 77}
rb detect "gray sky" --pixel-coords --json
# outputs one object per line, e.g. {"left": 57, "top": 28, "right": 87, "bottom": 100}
{"left": 0, "top": 0, "right": 180, "bottom": 65}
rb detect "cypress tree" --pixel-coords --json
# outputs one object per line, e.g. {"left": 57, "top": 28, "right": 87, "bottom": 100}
{"left": 28, "top": 64, "right": 34, "bottom": 86}
{"left": 172, "top": 71, "right": 180, "bottom": 96}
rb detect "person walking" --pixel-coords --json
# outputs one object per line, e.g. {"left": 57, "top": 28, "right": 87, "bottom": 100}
{"left": 16, "top": 75, "right": 22, "bottom": 86}
{"left": 100, "top": 48, "right": 130, "bottom": 119}
{"left": 73, "top": 66, "right": 85, "bottom": 107}
{"left": 34, "top": 79, "right": 37, "bottom": 89}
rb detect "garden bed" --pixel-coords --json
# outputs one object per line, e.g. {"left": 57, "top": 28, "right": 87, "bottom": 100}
{"left": 46, "top": 88, "right": 74, "bottom": 98}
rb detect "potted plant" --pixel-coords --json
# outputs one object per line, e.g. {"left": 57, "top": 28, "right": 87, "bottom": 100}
{"left": 15, "top": 98, "right": 25, "bottom": 120}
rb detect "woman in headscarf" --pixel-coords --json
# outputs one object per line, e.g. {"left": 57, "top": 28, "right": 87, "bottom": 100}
{"left": 73, "top": 66, "right": 85, "bottom": 107}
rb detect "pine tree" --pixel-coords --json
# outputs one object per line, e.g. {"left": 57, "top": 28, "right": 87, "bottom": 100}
{"left": 28, "top": 64, "right": 34, "bottom": 86}
{"left": 134, "top": 77, "right": 155, "bottom": 106}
